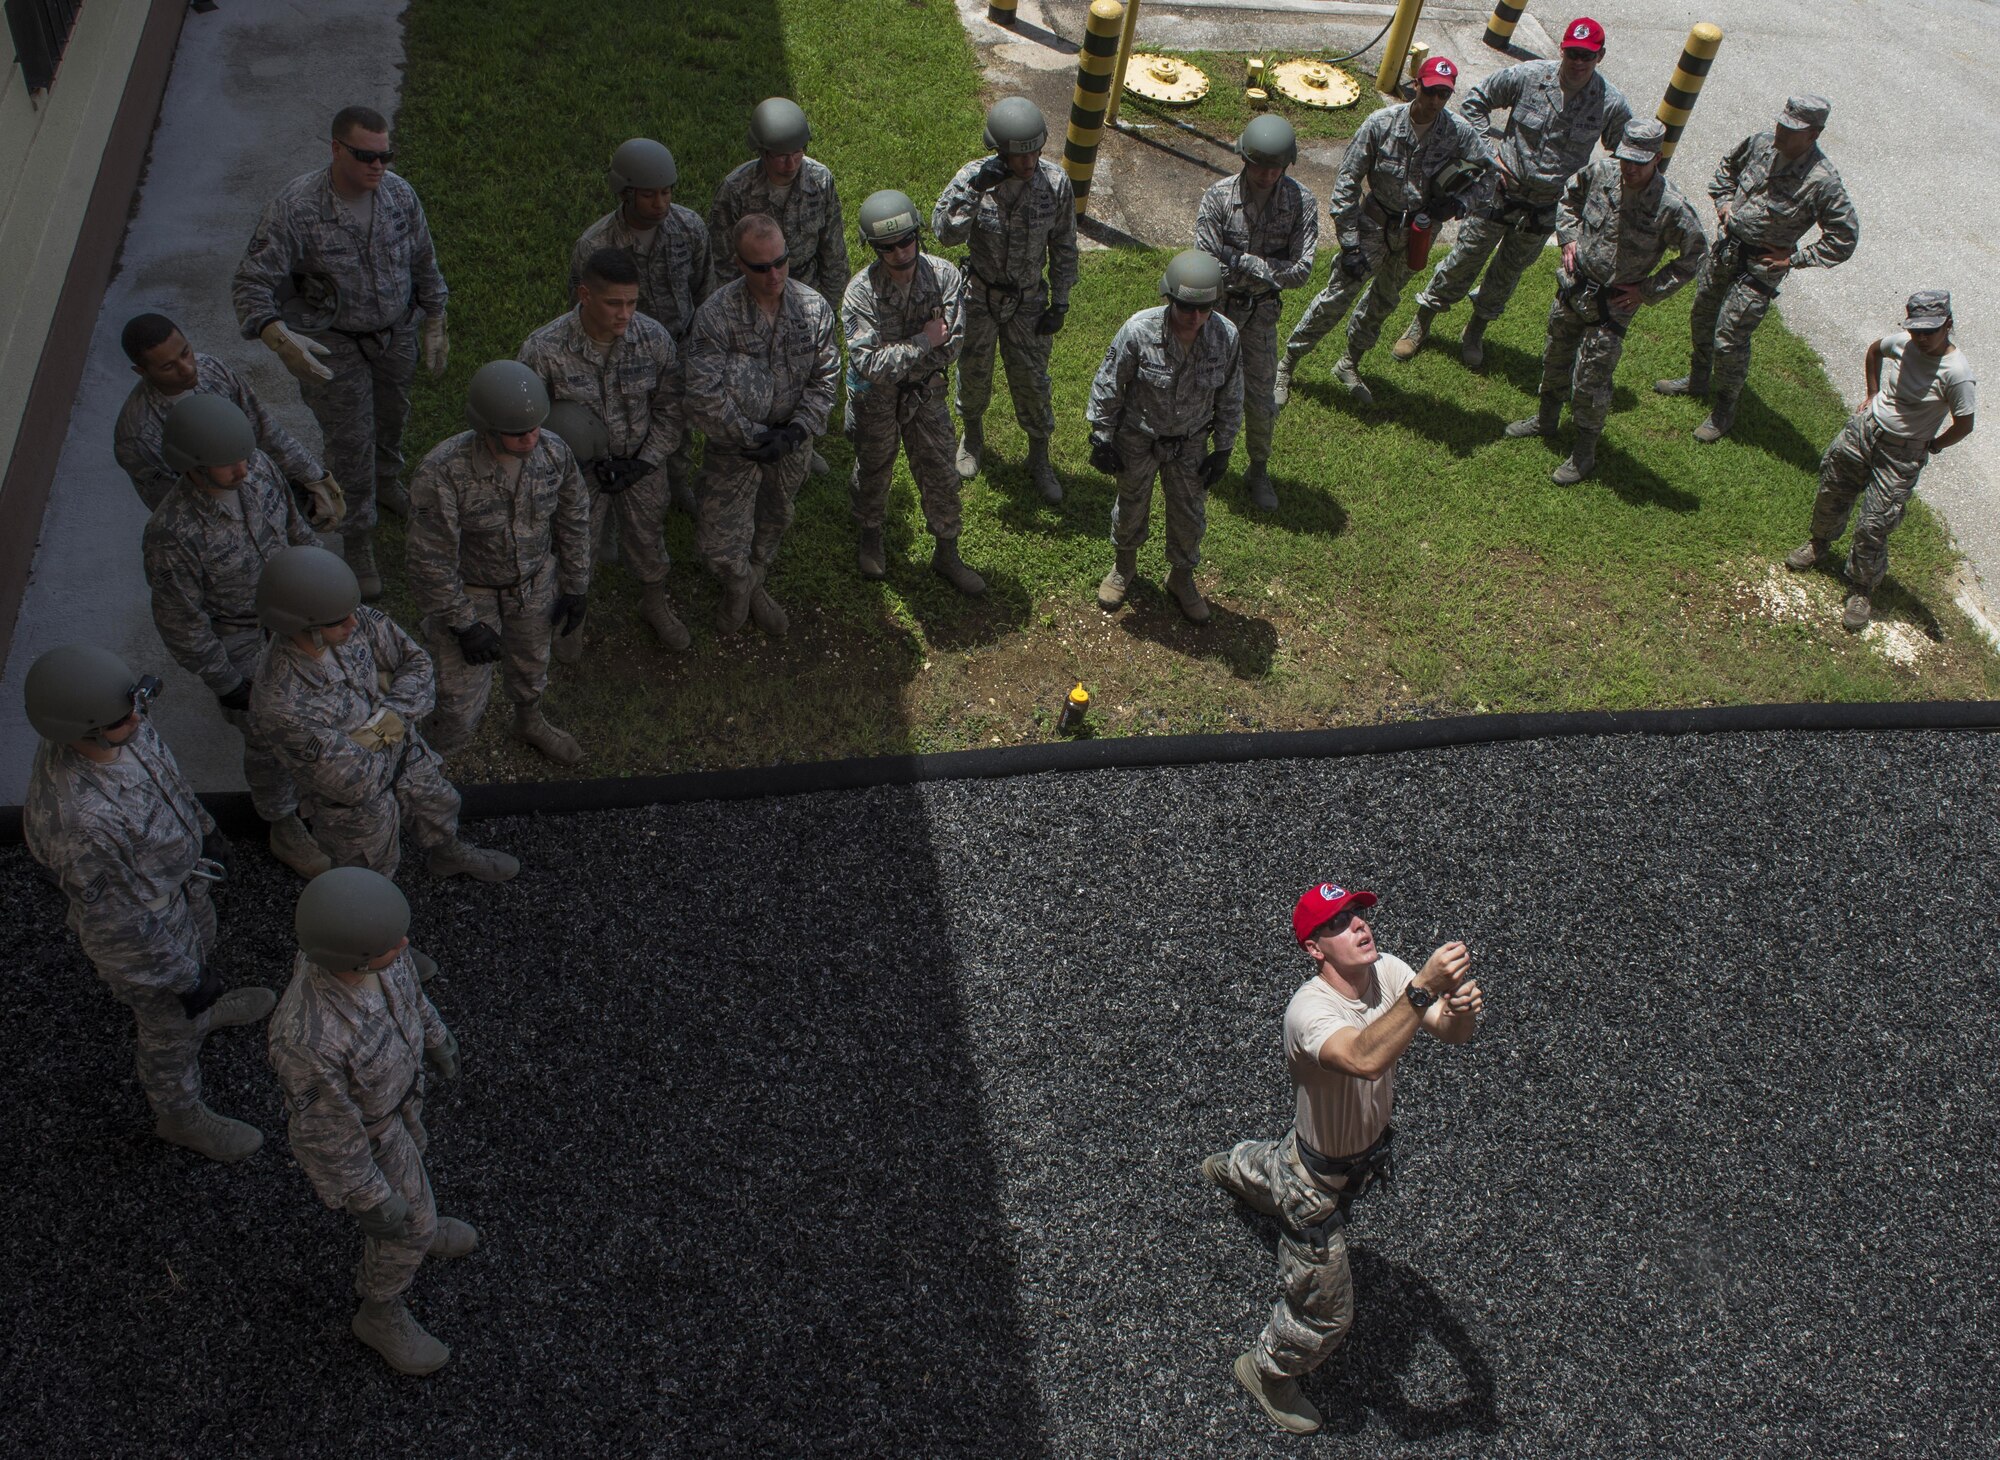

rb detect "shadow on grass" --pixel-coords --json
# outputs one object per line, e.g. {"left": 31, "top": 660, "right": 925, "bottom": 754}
{"left": 1589, "top": 438, "right": 1703, "bottom": 514}
{"left": 1734, "top": 385, "right": 1831, "bottom": 477}
{"left": 1470, "top": 333, "right": 1552, "bottom": 399}
{"left": 1791, "top": 559, "right": 1947, "bottom": 641}
{"left": 1365, "top": 376, "right": 1517, "bottom": 461}
{"left": 1209, "top": 470, "right": 1351, "bottom": 540}
{"left": 1118, "top": 593, "right": 1278, "bottom": 679}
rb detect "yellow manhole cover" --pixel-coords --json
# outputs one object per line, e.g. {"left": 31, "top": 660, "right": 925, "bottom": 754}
{"left": 1270, "top": 59, "right": 1362, "bottom": 109}
{"left": 1123, "top": 53, "right": 1210, "bottom": 105}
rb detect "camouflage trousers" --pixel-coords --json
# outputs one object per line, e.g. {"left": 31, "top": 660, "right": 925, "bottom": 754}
{"left": 1110, "top": 426, "right": 1209, "bottom": 570}
{"left": 1221, "top": 294, "right": 1282, "bottom": 464}
{"left": 1812, "top": 412, "right": 1930, "bottom": 590}
{"left": 1416, "top": 213, "right": 1554, "bottom": 323}
{"left": 1286, "top": 225, "right": 1415, "bottom": 366}
{"left": 1212, "top": 1131, "right": 1357, "bottom": 1383}
{"left": 303, "top": 734, "right": 461, "bottom": 879}
{"left": 847, "top": 385, "right": 962, "bottom": 540}
{"left": 297, "top": 320, "right": 418, "bottom": 532}
{"left": 695, "top": 445, "right": 812, "bottom": 589}
{"left": 1685, "top": 246, "right": 1779, "bottom": 398}
{"left": 218, "top": 625, "right": 299, "bottom": 823}
{"left": 353, "top": 1107, "right": 438, "bottom": 1303}
{"left": 956, "top": 285, "right": 1056, "bottom": 440}
{"left": 107, "top": 878, "right": 219, "bottom": 1119}
{"left": 1538, "top": 291, "right": 1639, "bottom": 432}
{"left": 586, "top": 468, "right": 672, "bottom": 586}
{"left": 421, "top": 568, "right": 557, "bottom": 753}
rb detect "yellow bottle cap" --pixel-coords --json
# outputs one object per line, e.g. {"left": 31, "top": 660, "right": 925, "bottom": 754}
{"left": 1068, "top": 683, "right": 1090, "bottom": 707}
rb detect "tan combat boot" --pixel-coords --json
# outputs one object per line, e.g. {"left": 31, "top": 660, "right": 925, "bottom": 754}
{"left": 1332, "top": 350, "right": 1373, "bottom": 406}
{"left": 429, "top": 1216, "right": 481, "bottom": 1260}
{"left": 267, "top": 813, "right": 332, "bottom": 879}
{"left": 1097, "top": 548, "right": 1138, "bottom": 611}
{"left": 640, "top": 583, "right": 692, "bottom": 650}
{"left": 427, "top": 838, "right": 521, "bottom": 882}
{"left": 207, "top": 987, "right": 277, "bottom": 1030}
{"left": 1551, "top": 428, "right": 1600, "bottom": 486}
{"left": 1166, "top": 565, "right": 1212, "bottom": 624}
{"left": 1233, "top": 1351, "right": 1323, "bottom": 1435}
{"left": 749, "top": 585, "right": 790, "bottom": 637}
{"left": 1391, "top": 303, "right": 1436, "bottom": 360}
{"left": 513, "top": 704, "right": 582, "bottom": 765}
{"left": 857, "top": 527, "right": 887, "bottom": 581}
{"left": 155, "top": 1103, "right": 263, "bottom": 1163}
{"left": 955, "top": 417, "right": 984, "bottom": 480}
{"left": 931, "top": 538, "right": 987, "bottom": 596}
{"left": 1459, "top": 316, "right": 1489, "bottom": 368}
{"left": 1025, "top": 436, "right": 1062, "bottom": 503}
{"left": 351, "top": 1297, "right": 450, "bottom": 1376}
{"left": 1784, "top": 538, "right": 1830, "bottom": 571}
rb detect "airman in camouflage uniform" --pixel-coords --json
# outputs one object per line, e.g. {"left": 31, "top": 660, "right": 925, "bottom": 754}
{"left": 844, "top": 190, "right": 979, "bottom": 593}
{"left": 684, "top": 214, "right": 841, "bottom": 637}
{"left": 21, "top": 646, "right": 273, "bottom": 1163}
{"left": 232, "top": 105, "right": 449, "bottom": 599}
{"left": 406, "top": 362, "right": 593, "bottom": 764}
{"left": 141, "top": 396, "right": 329, "bottom": 878}
{"left": 268, "top": 868, "right": 475, "bottom": 1375}
{"left": 1279, "top": 57, "right": 1491, "bottom": 409}
{"left": 1195, "top": 113, "right": 1320, "bottom": 510}
{"left": 1400, "top": 20, "right": 1631, "bottom": 368}
{"left": 1088, "top": 250, "right": 1244, "bottom": 626}
{"left": 931, "top": 96, "right": 1079, "bottom": 503}
{"left": 1657, "top": 96, "right": 1859, "bottom": 441}
{"left": 520, "top": 248, "right": 687, "bottom": 654}
{"left": 114, "top": 312, "right": 338, "bottom": 520}
{"left": 1504, "top": 119, "right": 1706, "bottom": 484}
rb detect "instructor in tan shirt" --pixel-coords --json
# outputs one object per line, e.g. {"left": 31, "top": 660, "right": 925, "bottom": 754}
{"left": 1202, "top": 881, "right": 1482, "bottom": 1435}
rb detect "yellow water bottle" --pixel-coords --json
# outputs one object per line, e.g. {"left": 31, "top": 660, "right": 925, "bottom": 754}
{"left": 1057, "top": 682, "right": 1090, "bottom": 732}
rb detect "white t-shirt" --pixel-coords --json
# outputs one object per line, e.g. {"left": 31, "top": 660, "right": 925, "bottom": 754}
{"left": 1870, "top": 331, "right": 1977, "bottom": 443}
{"left": 1285, "top": 954, "right": 1417, "bottom": 1160}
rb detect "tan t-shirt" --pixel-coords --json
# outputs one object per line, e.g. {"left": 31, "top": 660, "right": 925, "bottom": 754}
{"left": 1285, "top": 953, "right": 1417, "bottom": 1159}
{"left": 1870, "top": 331, "right": 1977, "bottom": 444}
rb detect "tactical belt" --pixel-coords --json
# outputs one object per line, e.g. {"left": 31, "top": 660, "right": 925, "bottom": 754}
{"left": 1297, "top": 1125, "right": 1396, "bottom": 1196}
{"left": 1363, "top": 194, "right": 1421, "bottom": 231}
{"left": 1718, "top": 231, "right": 1782, "bottom": 298}
{"left": 1227, "top": 286, "right": 1280, "bottom": 309}
{"left": 1483, "top": 186, "right": 1559, "bottom": 232}
{"left": 1558, "top": 268, "right": 1632, "bottom": 338}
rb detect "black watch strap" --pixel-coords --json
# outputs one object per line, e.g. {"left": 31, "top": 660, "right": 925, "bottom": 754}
{"left": 1405, "top": 984, "right": 1438, "bottom": 1012}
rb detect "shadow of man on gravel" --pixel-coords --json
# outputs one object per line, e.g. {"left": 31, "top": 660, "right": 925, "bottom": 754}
{"left": 1311, "top": 1247, "right": 1501, "bottom": 1441}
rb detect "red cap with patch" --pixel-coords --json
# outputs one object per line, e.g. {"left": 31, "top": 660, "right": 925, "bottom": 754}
{"left": 1292, "top": 883, "right": 1379, "bottom": 948}
{"left": 1561, "top": 17, "right": 1607, "bottom": 53}
{"left": 1417, "top": 56, "right": 1458, "bottom": 91}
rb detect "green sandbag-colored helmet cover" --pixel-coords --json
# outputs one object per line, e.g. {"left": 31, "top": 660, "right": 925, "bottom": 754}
{"left": 295, "top": 867, "right": 412, "bottom": 973}
{"left": 161, "top": 394, "right": 256, "bottom": 474}
{"left": 465, "top": 360, "right": 550, "bottom": 435}
{"left": 1239, "top": 113, "right": 1298, "bottom": 167}
{"left": 983, "top": 97, "right": 1048, "bottom": 155}
{"left": 1160, "top": 249, "right": 1225, "bottom": 304}
{"left": 257, "top": 546, "right": 361, "bottom": 636}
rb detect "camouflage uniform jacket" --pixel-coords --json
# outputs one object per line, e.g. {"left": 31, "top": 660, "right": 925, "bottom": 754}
{"left": 1087, "top": 306, "right": 1244, "bottom": 450}
{"left": 114, "top": 353, "right": 323, "bottom": 511}
{"left": 268, "top": 950, "right": 449, "bottom": 1213}
{"left": 142, "top": 456, "right": 321, "bottom": 694}
{"left": 707, "top": 156, "right": 850, "bottom": 300}
{"left": 1558, "top": 158, "right": 1708, "bottom": 297}
{"left": 569, "top": 203, "right": 712, "bottom": 342}
{"left": 1194, "top": 173, "right": 1320, "bottom": 297}
{"left": 931, "top": 157, "right": 1079, "bottom": 305}
{"left": 1460, "top": 62, "right": 1632, "bottom": 204}
{"left": 683, "top": 279, "right": 840, "bottom": 449}
{"left": 406, "top": 432, "right": 592, "bottom": 632}
{"left": 250, "top": 605, "right": 437, "bottom": 808}
{"left": 516, "top": 308, "right": 681, "bottom": 464}
{"left": 22, "top": 720, "right": 215, "bottom": 996}
{"left": 1330, "top": 104, "right": 1494, "bottom": 248}
{"left": 232, "top": 168, "right": 449, "bottom": 337}
{"left": 1710, "top": 131, "right": 1858, "bottom": 270}
{"left": 843, "top": 254, "right": 966, "bottom": 392}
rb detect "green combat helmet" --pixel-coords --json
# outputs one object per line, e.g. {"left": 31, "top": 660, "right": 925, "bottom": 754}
{"left": 607, "top": 137, "right": 677, "bottom": 194}
{"left": 748, "top": 97, "right": 810, "bottom": 154}
{"left": 161, "top": 394, "right": 256, "bottom": 475}
{"left": 857, "top": 189, "right": 922, "bottom": 245}
{"left": 1160, "top": 249, "right": 1225, "bottom": 305}
{"left": 295, "top": 867, "right": 411, "bottom": 974}
{"left": 544, "top": 400, "right": 610, "bottom": 462}
{"left": 24, "top": 644, "right": 147, "bottom": 745}
{"left": 984, "top": 96, "right": 1048, "bottom": 155}
{"left": 1239, "top": 113, "right": 1298, "bottom": 168}
{"left": 464, "top": 360, "right": 549, "bottom": 435}
{"left": 257, "top": 545, "right": 361, "bottom": 638}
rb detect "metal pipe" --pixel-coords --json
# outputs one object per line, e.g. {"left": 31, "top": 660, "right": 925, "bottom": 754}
{"left": 1103, "top": 0, "right": 1143, "bottom": 128}
{"left": 1373, "top": 0, "right": 1428, "bottom": 98}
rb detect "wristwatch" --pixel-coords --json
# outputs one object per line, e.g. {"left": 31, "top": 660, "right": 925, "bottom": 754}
{"left": 1405, "top": 984, "right": 1438, "bottom": 1013}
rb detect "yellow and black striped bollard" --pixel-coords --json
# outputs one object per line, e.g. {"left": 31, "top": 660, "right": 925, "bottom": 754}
{"left": 987, "top": 0, "right": 1017, "bottom": 27}
{"left": 1656, "top": 22, "right": 1723, "bottom": 165}
{"left": 1064, "top": 0, "right": 1125, "bottom": 217}
{"left": 1483, "top": 1, "right": 1525, "bottom": 53}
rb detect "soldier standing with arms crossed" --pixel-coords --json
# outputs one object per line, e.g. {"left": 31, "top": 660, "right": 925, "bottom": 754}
{"left": 233, "top": 105, "right": 449, "bottom": 600}
{"left": 931, "top": 97, "right": 1078, "bottom": 504}
{"left": 1195, "top": 114, "right": 1319, "bottom": 512}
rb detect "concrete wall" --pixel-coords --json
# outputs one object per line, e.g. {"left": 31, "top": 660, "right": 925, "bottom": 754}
{"left": 0, "top": 0, "right": 185, "bottom": 667}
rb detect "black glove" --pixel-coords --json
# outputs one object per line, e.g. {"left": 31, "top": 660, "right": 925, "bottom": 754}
{"left": 179, "top": 966, "right": 223, "bottom": 1020}
{"left": 215, "top": 679, "right": 252, "bottom": 713}
{"left": 549, "top": 593, "right": 588, "bottom": 637}
{"left": 593, "top": 456, "right": 651, "bottom": 494}
{"left": 1340, "top": 246, "right": 1372, "bottom": 281}
{"left": 1198, "top": 449, "right": 1231, "bottom": 487}
{"left": 1035, "top": 306, "right": 1067, "bottom": 336}
{"left": 425, "top": 1028, "right": 461, "bottom": 1081}
{"left": 200, "top": 828, "right": 232, "bottom": 876}
{"left": 1089, "top": 437, "right": 1124, "bottom": 475}
{"left": 1432, "top": 196, "right": 1468, "bottom": 223}
{"left": 744, "top": 422, "right": 808, "bottom": 464}
{"left": 972, "top": 158, "right": 1008, "bottom": 192}
{"left": 453, "top": 621, "right": 504, "bottom": 665}
{"left": 353, "top": 1193, "right": 412, "bottom": 1240}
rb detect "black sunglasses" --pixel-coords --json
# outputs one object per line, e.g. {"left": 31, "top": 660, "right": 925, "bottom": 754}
{"left": 1169, "top": 299, "right": 1213, "bottom": 315}
{"left": 871, "top": 233, "right": 920, "bottom": 254}
{"left": 738, "top": 251, "right": 790, "bottom": 274}
{"left": 338, "top": 139, "right": 395, "bottom": 166}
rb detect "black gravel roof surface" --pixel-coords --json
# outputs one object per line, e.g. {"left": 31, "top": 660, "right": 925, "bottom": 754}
{"left": 2, "top": 728, "right": 1995, "bottom": 1457}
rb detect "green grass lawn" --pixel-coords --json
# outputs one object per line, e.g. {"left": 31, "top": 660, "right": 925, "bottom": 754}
{"left": 392, "top": 0, "right": 2000, "bottom": 781}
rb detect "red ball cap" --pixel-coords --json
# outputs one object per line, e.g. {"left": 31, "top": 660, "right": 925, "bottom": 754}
{"left": 1417, "top": 56, "right": 1458, "bottom": 91}
{"left": 1561, "top": 16, "right": 1607, "bottom": 52}
{"left": 1292, "top": 882, "right": 1379, "bottom": 948}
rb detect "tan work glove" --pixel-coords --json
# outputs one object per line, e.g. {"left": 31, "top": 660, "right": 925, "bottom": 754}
{"left": 421, "top": 313, "right": 449, "bottom": 376}
{"left": 260, "top": 321, "right": 334, "bottom": 383}
{"left": 350, "top": 708, "right": 407, "bottom": 752}
{"left": 302, "top": 473, "right": 346, "bottom": 531}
